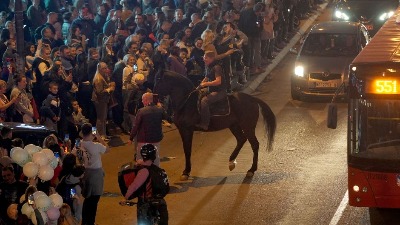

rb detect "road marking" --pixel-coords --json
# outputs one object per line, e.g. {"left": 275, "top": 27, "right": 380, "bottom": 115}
{"left": 329, "top": 190, "right": 349, "bottom": 225}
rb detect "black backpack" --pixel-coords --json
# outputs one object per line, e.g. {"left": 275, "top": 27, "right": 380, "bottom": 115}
{"left": 147, "top": 164, "right": 170, "bottom": 199}
{"left": 55, "top": 175, "right": 78, "bottom": 209}
{"left": 118, "top": 162, "right": 145, "bottom": 200}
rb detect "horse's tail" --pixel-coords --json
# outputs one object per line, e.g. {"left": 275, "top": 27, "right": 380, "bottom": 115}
{"left": 251, "top": 95, "right": 277, "bottom": 152}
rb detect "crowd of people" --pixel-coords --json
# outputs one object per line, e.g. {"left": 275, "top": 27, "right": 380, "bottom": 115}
{"left": 0, "top": 0, "right": 326, "bottom": 224}
{"left": 0, "top": 0, "right": 324, "bottom": 141}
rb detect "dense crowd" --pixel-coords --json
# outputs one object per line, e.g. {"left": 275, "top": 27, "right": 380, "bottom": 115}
{"left": 0, "top": 0, "right": 324, "bottom": 141}
{"left": 0, "top": 0, "right": 326, "bottom": 224}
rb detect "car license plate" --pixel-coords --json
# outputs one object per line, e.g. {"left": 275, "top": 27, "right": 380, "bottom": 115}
{"left": 315, "top": 82, "right": 337, "bottom": 88}
{"left": 365, "top": 24, "right": 374, "bottom": 30}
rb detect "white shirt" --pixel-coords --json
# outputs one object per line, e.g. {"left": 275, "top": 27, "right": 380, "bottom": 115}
{"left": 80, "top": 140, "right": 106, "bottom": 169}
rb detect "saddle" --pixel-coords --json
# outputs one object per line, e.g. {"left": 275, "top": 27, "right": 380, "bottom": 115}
{"left": 198, "top": 92, "right": 230, "bottom": 116}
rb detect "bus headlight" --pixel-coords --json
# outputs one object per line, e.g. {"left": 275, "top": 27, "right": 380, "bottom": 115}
{"left": 294, "top": 66, "right": 305, "bottom": 77}
{"left": 353, "top": 185, "right": 360, "bottom": 192}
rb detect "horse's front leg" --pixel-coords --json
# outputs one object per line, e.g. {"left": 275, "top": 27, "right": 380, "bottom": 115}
{"left": 178, "top": 127, "right": 194, "bottom": 181}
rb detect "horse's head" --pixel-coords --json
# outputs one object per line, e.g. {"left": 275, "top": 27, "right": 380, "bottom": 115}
{"left": 154, "top": 69, "right": 195, "bottom": 98}
{"left": 153, "top": 69, "right": 172, "bottom": 98}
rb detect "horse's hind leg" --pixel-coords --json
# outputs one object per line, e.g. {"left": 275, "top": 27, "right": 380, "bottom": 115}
{"left": 243, "top": 129, "right": 259, "bottom": 177}
{"left": 228, "top": 124, "right": 247, "bottom": 171}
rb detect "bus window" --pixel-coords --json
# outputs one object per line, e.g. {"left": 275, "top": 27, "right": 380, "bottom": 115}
{"left": 351, "top": 99, "right": 400, "bottom": 159}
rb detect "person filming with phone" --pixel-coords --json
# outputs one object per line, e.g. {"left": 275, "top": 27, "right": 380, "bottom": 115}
{"left": 129, "top": 93, "right": 168, "bottom": 166}
{"left": 74, "top": 123, "right": 110, "bottom": 225}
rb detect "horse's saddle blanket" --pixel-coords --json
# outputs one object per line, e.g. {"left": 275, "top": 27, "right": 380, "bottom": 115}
{"left": 199, "top": 95, "right": 230, "bottom": 116}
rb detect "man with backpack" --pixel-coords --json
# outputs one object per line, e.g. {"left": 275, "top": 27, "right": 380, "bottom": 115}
{"left": 123, "top": 144, "right": 169, "bottom": 225}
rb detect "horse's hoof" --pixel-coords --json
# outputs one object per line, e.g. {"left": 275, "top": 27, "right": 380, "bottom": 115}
{"left": 246, "top": 171, "right": 255, "bottom": 177}
{"left": 229, "top": 160, "right": 237, "bottom": 171}
{"left": 180, "top": 174, "right": 189, "bottom": 181}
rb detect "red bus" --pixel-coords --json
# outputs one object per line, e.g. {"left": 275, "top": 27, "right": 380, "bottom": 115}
{"left": 328, "top": 7, "right": 400, "bottom": 208}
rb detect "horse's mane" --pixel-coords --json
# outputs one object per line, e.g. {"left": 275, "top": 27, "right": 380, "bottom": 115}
{"left": 164, "top": 70, "right": 195, "bottom": 93}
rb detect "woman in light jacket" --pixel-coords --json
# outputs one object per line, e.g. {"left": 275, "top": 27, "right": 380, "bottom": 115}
{"left": 92, "top": 62, "right": 114, "bottom": 140}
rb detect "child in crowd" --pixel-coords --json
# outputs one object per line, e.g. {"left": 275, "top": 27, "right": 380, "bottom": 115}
{"left": 67, "top": 99, "right": 89, "bottom": 148}
{"left": 71, "top": 99, "right": 89, "bottom": 127}
{"left": 40, "top": 82, "right": 61, "bottom": 132}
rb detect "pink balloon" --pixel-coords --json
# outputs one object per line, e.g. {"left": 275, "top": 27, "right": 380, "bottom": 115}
{"left": 46, "top": 207, "right": 60, "bottom": 221}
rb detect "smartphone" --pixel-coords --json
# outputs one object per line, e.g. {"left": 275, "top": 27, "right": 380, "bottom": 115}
{"left": 64, "top": 134, "right": 69, "bottom": 140}
{"left": 70, "top": 188, "right": 76, "bottom": 198}
{"left": 54, "top": 152, "right": 60, "bottom": 159}
{"left": 92, "top": 127, "right": 97, "bottom": 135}
{"left": 75, "top": 139, "right": 81, "bottom": 148}
{"left": 133, "top": 64, "right": 138, "bottom": 72}
{"left": 28, "top": 194, "right": 34, "bottom": 205}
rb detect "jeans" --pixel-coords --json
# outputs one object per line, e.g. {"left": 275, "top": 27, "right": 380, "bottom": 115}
{"left": 247, "top": 36, "right": 262, "bottom": 68}
{"left": 200, "top": 91, "right": 227, "bottom": 127}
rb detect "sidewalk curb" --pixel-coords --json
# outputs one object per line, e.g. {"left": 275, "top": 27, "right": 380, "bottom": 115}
{"left": 242, "top": 2, "right": 329, "bottom": 94}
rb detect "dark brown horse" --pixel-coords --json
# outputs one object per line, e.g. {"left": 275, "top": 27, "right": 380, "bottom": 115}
{"left": 154, "top": 70, "right": 276, "bottom": 180}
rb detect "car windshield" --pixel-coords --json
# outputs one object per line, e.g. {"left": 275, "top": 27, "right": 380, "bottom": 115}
{"left": 301, "top": 33, "right": 358, "bottom": 57}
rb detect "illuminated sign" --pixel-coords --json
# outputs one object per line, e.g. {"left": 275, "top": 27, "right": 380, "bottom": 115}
{"left": 366, "top": 79, "right": 399, "bottom": 94}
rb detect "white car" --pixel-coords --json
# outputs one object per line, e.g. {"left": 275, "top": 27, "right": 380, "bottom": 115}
{"left": 291, "top": 21, "right": 370, "bottom": 101}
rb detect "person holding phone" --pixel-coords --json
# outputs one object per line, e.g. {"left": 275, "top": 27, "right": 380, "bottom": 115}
{"left": 92, "top": 62, "right": 115, "bottom": 141}
{"left": 78, "top": 123, "right": 110, "bottom": 225}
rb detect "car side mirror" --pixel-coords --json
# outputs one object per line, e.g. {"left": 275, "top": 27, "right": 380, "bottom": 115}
{"left": 327, "top": 103, "right": 338, "bottom": 129}
{"left": 289, "top": 48, "right": 298, "bottom": 54}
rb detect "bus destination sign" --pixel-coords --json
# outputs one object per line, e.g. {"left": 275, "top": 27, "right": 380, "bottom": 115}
{"left": 366, "top": 78, "right": 399, "bottom": 94}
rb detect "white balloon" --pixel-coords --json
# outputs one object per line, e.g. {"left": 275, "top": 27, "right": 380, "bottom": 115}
{"left": 21, "top": 203, "right": 34, "bottom": 218}
{"left": 31, "top": 210, "right": 48, "bottom": 225}
{"left": 25, "top": 144, "right": 40, "bottom": 156}
{"left": 49, "top": 157, "right": 58, "bottom": 169}
{"left": 10, "top": 147, "right": 29, "bottom": 166}
{"left": 35, "top": 195, "right": 52, "bottom": 212}
{"left": 38, "top": 164, "right": 54, "bottom": 181}
{"left": 49, "top": 193, "right": 63, "bottom": 209}
{"left": 41, "top": 149, "right": 55, "bottom": 161}
{"left": 32, "top": 152, "right": 48, "bottom": 166}
{"left": 33, "top": 191, "right": 46, "bottom": 200}
{"left": 23, "top": 162, "right": 39, "bottom": 178}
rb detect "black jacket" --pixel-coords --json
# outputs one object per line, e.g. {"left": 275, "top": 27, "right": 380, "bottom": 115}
{"left": 238, "top": 7, "right": 262, "bottom": 38}
{"left": 130, "top": 103, "right": 167, "bottom": 143}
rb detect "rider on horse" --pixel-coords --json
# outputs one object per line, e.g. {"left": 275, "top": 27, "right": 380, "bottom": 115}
{"left": 197, "top": 51, "right": 228, "bottom": 130}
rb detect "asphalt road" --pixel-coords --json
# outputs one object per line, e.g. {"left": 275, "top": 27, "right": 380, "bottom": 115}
{"left": 94, "top": 3, "right": 400, "bottom": 225}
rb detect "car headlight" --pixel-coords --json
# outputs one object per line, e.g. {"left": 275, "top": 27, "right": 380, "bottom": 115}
{"left": 295, "top": 66, "right": 304, "bottom": 77}
{"left": 379, "top": 11, "right": 394, "bottom": 21}
{"left": 335, "top": 10, "right": 349, "bottom": 21}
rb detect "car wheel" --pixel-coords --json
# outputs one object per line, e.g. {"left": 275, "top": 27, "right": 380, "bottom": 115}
{"left": 291, "top": 83, "right": 301, "bottom": 101}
